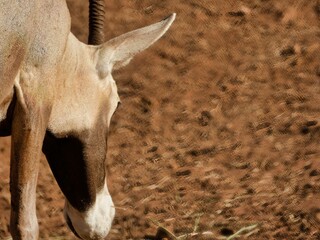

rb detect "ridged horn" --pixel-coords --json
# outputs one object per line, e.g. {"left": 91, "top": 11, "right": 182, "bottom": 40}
{"left": 88, "top": 0, "right": 105, "bottom": 45}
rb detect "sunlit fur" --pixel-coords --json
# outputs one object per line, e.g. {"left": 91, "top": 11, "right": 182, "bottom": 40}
{"left": 0, "top": 0, "right": 175, "bottom": 238}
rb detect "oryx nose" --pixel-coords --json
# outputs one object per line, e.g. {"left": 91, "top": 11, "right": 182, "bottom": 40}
{"left": 64, "top": 191, "right": 115, "bottom": 240}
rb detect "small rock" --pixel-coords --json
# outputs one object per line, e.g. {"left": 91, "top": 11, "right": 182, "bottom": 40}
{"left": 305, "top": 120, "right": 318, "bottom": 127}
{"left": 247, "top": 188, "right": 255, "bottom": 194}
{"left": 300, "top": 222, "right": 310, "bottom": 233}
{"left": 198, "top": 110, "right": 212, "bottom": 126}
{"left": 176, "top": 169, "right": 191, "bottom": 177}
{"left": 148, "top": 146, "right": 158, "bottom": 153}
{"left": 187, "top": 147, "right": 216, "bottom": 156}
{"left": 228, "top": 11, "right": 245, "bottom": 17}
{"left": 303, "top": 183, "right": 312, "bottom": 190}
{"left": 300, "top": 125, "right": 310, "bottom": 135}
{"left": 310, "top": 169, "right": 319, "bottom": 177}
{"left": 280, "top": 46, "right": 295, "bottom": 57}
{"left": 216, "top": 210, "right": 223, "bottom": 215}
{"left": 220, "top": 227, "right": 234, "bottom": 236}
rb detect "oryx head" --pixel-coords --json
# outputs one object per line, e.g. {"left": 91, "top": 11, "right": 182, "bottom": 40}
{"left": 41, "top": 1, "right": 175, "bottom": 239}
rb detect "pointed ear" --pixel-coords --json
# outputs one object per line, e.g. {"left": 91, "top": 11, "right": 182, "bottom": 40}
{"left": 97, "top": 13, "right": 176, "bottom": 73}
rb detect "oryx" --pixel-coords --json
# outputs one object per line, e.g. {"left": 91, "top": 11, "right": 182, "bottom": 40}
{"left": 0, "top": 0, "right": 175, "bottom": 239}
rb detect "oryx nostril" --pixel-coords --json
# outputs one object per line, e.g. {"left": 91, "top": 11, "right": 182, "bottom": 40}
{"left": 66, "top": 214, "right": 82, "bottom": 239}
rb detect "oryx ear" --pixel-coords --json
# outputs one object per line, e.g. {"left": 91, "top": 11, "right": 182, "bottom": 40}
{"left": 98, "top": 13, "right": 176, "bottom": 72}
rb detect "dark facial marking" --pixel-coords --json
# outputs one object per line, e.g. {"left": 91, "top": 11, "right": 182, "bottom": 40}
{"left": 42, "top": 131, "right": 95, "bottom": 211}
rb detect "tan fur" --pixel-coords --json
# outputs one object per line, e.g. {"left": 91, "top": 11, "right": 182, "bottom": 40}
{"left": 0, "top": 1, "right": 175, "bottom": 238}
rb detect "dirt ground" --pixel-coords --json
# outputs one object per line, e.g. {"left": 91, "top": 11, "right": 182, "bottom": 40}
{"left": 1, "top": 0, "right": 320, "bottom": 239}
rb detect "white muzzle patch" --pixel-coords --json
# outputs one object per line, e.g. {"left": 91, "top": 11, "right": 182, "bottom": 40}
{"left": 64, "top": 184, "right": 115, "bottom": 240}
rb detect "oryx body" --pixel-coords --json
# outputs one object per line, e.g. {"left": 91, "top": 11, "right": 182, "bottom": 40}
{"left": 0, "top": 1, "right": 175, "bottom": 239}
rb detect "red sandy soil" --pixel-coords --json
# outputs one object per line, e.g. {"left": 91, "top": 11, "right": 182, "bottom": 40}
{"left": 1, "top": 0, "right": 320, "bottom": 239}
